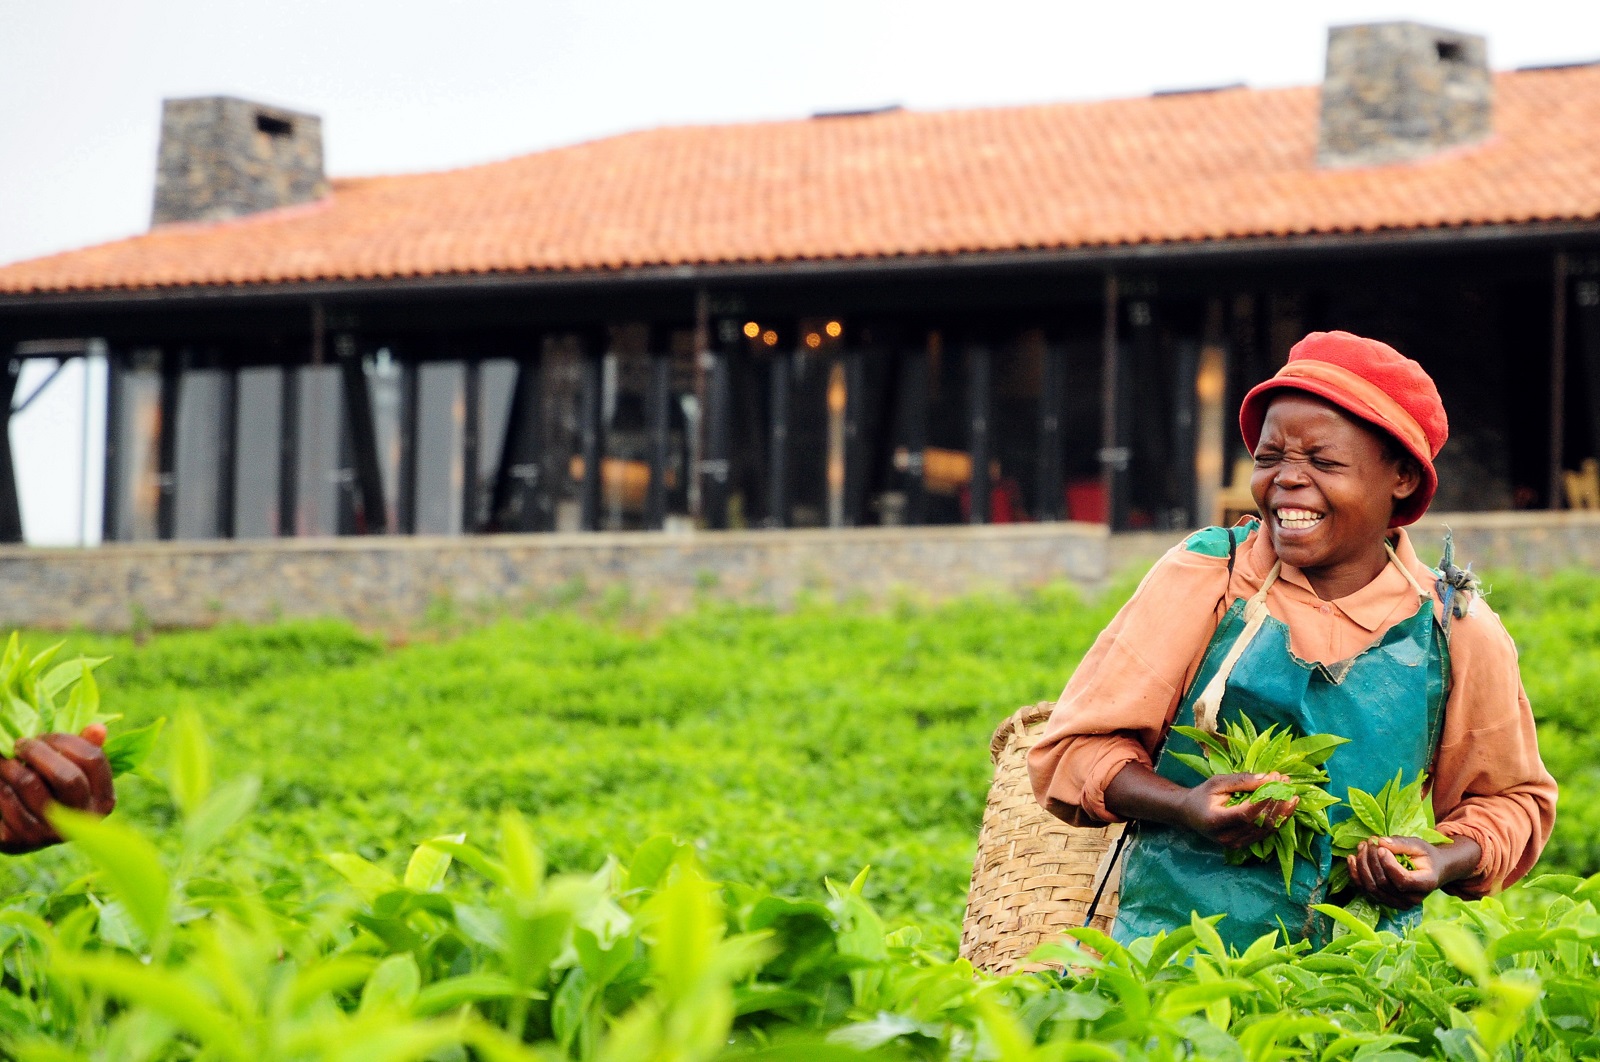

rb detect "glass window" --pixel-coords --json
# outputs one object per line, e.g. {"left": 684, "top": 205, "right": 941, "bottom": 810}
{"left": 367, "top": 348, "right": 403, "bottom": 533}
{"left": 540, "top": 336, "right": 585, "bottom": 533}
{"left": 233, "top": 368, "right": 283, "bottom": 538}
{"left": 173, "top": 368, "right": 226, "bottom": 539}
{"left": 295, "top": 366, "right": 345, "bottom": 537}
{"left": 476, "top": 358, "right": 518, "bottom": 531}
{"left": 111, "top": 352, "right": 163, "bottom": 542}
{"left": 414, "top": 361, "right": 465, "bottom": 535}
{"left": 599, "top": 325, "right": 652, "bottom": 531}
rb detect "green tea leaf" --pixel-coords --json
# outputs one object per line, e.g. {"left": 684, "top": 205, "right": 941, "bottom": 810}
{"left": 1249, "top": 781, "right": 1298, "bottom": 803}
{"left": 1289, "top": 732, "right": 1350, "bottom": 765}
{"left": 168, "top": 711, "right": 212, "bottom": 819}
{"left": 326, "top": 852, "right": 399, "bottom": 900}
{"left": 405, "top": 832, "right": 466, "bottom": 892}
{"left": 1169, "top": 751, "right": 1216, "bottom": 779}
{"left": 500, "top": 809, "right": 546, "bottom": 902}
{"left": 1312, "top": 902, "right": 1378, "bottom": 942}
{"left": 359, "top": 953, "right": 422, "bottom": 1013}
{"left": 104, "top": 717, "right": 166, "bottom": 777}
{"left": 1426, "top": 922, "right": 1490, "bottom": 984}
{"left": 49, "top": 806, "right": 170, "bottom": 946}
{"left": 1348, "top": 787, "right": 1388, "bottom": 835}
{"left": 413, "top": 973, "right": 534, "bottom": 1016}
{"left": 182, "top": 775, "right": 260, "bottom": 856}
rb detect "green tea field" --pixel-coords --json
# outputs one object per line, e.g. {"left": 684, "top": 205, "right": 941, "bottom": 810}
{"left": 1, "top": 566, "right": 1598, "bottom": 1059}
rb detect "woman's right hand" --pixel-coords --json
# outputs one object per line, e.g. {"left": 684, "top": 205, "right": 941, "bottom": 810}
{"left": 1178, "top": 773, "right": 1297, "bottom": 850}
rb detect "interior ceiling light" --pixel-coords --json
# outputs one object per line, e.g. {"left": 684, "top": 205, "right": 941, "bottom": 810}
{"left": 743, "top": 321, "right": 760, "bottom": 339}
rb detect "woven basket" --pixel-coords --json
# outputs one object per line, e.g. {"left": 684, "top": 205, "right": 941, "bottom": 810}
{"left": 959, "top": 701, "right": 1125, "bottom": 973}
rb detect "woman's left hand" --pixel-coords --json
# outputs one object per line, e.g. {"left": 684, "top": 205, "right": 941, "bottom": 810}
{"left": 1347, "top": 835, "right": 1483, "bottom": 910}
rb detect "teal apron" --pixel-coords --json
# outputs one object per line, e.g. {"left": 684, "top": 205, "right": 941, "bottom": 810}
{"left": 1111, "top": 534, "right": 1449, "bottom": 952}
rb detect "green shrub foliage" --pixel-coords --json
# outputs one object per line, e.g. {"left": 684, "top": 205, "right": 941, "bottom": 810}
{"left": 0, "top": 567, "right": 1592, "bottom": 1057}
{"left": 4, "top": 715, "right": 1599, "bottom": 1060}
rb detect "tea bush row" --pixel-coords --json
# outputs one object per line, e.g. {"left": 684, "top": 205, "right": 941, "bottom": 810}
{"left": 6, "top": 727, "right": 1600, "bottom": 1061}
{"left": 6, "top": 566, "right": 1599, "bottom": 929}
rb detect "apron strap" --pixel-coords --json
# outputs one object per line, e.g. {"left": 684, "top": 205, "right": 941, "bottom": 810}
{"left": 1192, "top": 561, "right": 1280, "bottom": 732}
{"left": 1194, "top": 544, "right": 1426, "bottom": 734}
{"left": 1384, "top": 539, "right": 1430, "bottom": 603}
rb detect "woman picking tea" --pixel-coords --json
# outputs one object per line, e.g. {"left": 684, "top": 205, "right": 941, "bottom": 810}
{"left": 1029, "top": 331, "right": 1556, "bottom": 950}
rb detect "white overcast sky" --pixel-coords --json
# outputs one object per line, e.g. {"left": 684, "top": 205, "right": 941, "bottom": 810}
{"left": 3, "top": 0, "right": 1598, "bottom": 543}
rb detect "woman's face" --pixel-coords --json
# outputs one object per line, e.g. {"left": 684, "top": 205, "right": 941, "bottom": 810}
{"left": 1249, "top": 393, "right": 1420, "bottom": 584}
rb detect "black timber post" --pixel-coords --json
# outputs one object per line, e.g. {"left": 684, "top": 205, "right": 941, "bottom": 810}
{"left": 966, "top": 331, "right": 992, "bottom": 525}
{"left": 1037, "top": 334, "right": 1066, "bottom": 521}
{"left": 865, "top": 325, "right": 902, "bottom": 525}
{"left": 396, "top": 354, "right": 418, "bottom": 534}
{"left": 275, "top": 363, "right": 297, "bottom": 534}
{"left": 0, "top": 353, "right": 21, "bottom": 543}
{"left": 766, "top": 324, "right": 791, "bottom": 528}
{"left": 156, "top": 349, "right": 180, "bottom": 540}
{"left": 1101, "top": 275, "right": 1130, "bottom": 531}
{"left": 462, "top": 355, "right": 482, "bottom": 533}
{"left": 1575, "top": 274, "right": 1600, "bottom": 464}
{"left": 216, "top": 364, "right": 239, "bottom": 538}
{"left": 490, "top": 336, "right": 546, "bottom": 532}
{"left": 1171, "top": 337, "right": 1199, "bottom": 529}
{"left": 578, "top": 327, "right": 607, "bottom": 532}
{"left": 704, "top": 318, "right": 736, "bottom": 530}
{"left": 278, "top": 362, "right": 300, "bottom": 537}
{"left": 842, "top": 342, "right": 867, "bottom": 526}
{"left": 102, "top": 347, "right": 124, "bottom": 542}
{"left": 338, "top": 336, "right": 388, "bottom": 534}
{"left": 1551, "top": 251, "right": 1570, "bottom": 509}
{"left": 901, "top": 332, "right": 929, "bottom": 526}
{"left": 1124, "top": 296, "right": 1156, "bottom": 530}
{"left": 645, "top": 325, "right": 673, "bottom": 531}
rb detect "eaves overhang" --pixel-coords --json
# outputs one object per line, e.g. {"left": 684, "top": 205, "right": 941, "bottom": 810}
{"left": 3, "top": 217, "right": 1600, "bottom": 316}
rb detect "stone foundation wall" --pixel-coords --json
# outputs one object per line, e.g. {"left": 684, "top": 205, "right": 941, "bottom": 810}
{"left": 0, "top": 511, "right": 1593, "bottom": 632}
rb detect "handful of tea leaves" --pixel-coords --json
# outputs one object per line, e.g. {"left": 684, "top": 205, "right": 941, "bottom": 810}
{"left": 1170, "top": 716, "right": 1348, "bottom": 893}
{"left": 0, "top": 633, "right": 159, "bottom": 776}
{"left": 1328, "top": 769, "right": 1452, "bottom": 903}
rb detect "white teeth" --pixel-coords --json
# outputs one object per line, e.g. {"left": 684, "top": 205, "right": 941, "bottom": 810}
{"left": 1276, "top": 508, "right": 1324, "bottom": 530}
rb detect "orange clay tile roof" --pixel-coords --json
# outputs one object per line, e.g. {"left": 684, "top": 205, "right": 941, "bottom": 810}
{"left": 5, "top": 65, "right": 1600, "bottom": 295}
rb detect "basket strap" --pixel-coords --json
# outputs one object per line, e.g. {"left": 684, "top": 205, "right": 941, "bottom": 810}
{"left": 1083, "top": 822, "right": 1128, "bottom": 927}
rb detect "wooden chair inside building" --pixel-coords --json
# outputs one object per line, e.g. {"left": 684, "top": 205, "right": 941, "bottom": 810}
{"left": 1213, "top": 457, "right": 1260, "bottom": 528}
{"left": 1566, "top": 458, "right": 1600, "bottom": 511}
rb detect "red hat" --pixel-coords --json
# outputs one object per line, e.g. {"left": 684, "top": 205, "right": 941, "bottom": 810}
{"left": 1239, "top": 331, "right": 1448, "bottom": 527}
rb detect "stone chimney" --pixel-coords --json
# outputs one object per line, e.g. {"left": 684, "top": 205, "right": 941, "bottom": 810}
{"left": 152, "top": 97, "right": 328, "bottom": 225}
{"left": 1317, "top": 22, "right": 1491, "bottom": 168}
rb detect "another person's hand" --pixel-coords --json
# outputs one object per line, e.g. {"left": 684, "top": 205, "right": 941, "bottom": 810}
{"left": 0, "top": 729, "right": 116, "bottom": 855}
{"left": 1179, "top": 772, "right": 1299, "bottom": 850}
{"left": 1347, "top": 835, "right": 1483, "bottom": 910}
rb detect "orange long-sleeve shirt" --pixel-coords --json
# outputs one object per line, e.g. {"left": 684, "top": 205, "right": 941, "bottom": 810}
{"left": 1027, "top": 525, "right": 1557, "bottom": 898}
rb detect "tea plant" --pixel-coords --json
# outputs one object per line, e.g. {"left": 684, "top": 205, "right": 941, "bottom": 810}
{"left": 4, "top": 713, "right": 1600, "bottom": 1060}
{"left": 0, "top": 632, "right": 161, "bottom": 774}
{"left": 1329, "top": 770, "right": 1454, "bottom": 911}
{"left": 1171, "top": 718, "right": 1347, "bottom": 891}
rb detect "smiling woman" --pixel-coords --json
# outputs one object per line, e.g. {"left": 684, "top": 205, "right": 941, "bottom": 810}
{"left": 1246, "top": 395, "right": 1421, "bottom": 600}
{"left": 1028, "top": 330, "right": 1558, "bottom": 952}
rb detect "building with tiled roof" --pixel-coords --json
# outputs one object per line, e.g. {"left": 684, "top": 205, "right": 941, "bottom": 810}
{"left": 0, "top": 20, "right": 1596, "bottom": 543}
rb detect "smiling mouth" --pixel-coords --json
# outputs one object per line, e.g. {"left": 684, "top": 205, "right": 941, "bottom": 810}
{"left": 1274, "top": 507, "right": 1324, "bottom": 531}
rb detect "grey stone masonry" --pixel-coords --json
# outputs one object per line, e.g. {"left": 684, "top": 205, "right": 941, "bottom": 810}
{"left": 0, "top": 512, "right": 1594, "bottom": 632}
{"left": 152, "top": 97, "right": 328, "bottom": 225}
{"left": 1318, "top": 22, "right": 1492, "bottom": 169}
